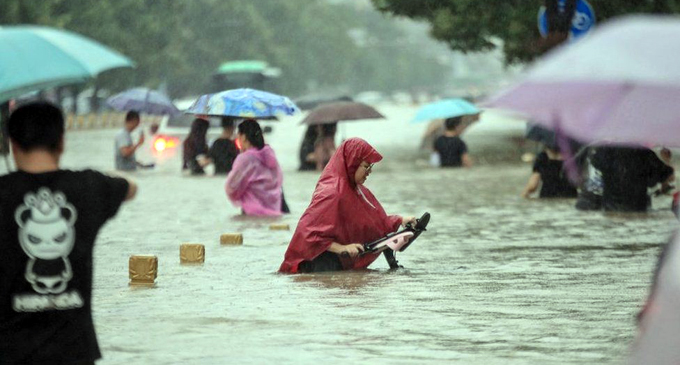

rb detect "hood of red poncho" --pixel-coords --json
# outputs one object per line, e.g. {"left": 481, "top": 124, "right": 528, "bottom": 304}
{"left": 322, "top": 137, "right": 383, "bottom": 188}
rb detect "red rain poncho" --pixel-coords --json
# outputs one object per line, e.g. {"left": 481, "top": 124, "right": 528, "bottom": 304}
{"left": 279, "top": 138, "right": 402, "bottom": 273}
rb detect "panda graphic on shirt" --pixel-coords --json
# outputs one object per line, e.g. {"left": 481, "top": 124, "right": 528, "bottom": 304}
{"left": 14, "top": 188, "right": 77, "bottom": 295}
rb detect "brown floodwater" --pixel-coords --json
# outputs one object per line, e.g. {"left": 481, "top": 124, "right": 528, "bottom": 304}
{"left": 5, "top": 105, "right": 675, "bottom": 364}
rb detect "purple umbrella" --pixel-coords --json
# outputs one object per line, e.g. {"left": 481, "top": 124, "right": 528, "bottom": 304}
{"left": 483, "top": 15, "right": 680, "bottom": 147}
{"left": 107, "top": 87, "right": 180, "bottom": 116}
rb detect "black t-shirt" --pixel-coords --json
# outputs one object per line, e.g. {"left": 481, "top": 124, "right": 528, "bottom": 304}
{"left": 592, "top": 147, "right": 674, "bottom": 212}
{"left": 0, "top": 169, "right": 129, "bottom": 364}
{"left": 434, "top": 135, "right": 468, "bottom": 167}
{"left": 209, "top": 138, "right": 239, "bottom": 175}
{"left": 532, "top": 152, "right": 578, "bottom": 198}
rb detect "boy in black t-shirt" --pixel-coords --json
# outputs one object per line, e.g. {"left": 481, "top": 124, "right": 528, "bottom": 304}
{"left": 0, "top": 102, "right": 137, "bottom": 364}
{"left": 433, "top": 116, "right": 472, "bottom": 168}
{"left": 209, "top": 116, "right": 239, "bottom": 174}
{"left": 521, "top": 146, "right": 578, "bottom": 199}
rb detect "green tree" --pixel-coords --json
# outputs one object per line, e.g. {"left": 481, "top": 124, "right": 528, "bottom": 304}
{"left": 1, "top": 0, "right": 453, "bottom": 99}
{"left": 372, "top": 0, "right": 680, "bottom": 64}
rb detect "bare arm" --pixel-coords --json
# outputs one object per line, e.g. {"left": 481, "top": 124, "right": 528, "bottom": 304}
{"left": 125, "top": 179, "right": 137, "bottom": 201}
{"left": 462, "top": 153, "right": 473, "bottom": 168}
{"left": 119, "top": 145, "right": 137, "bottom": 158}
{"left": 197, "top": 155, "right": 212, "bottom": 167}
{"left": 521, "top": 173, "right": 541, "bottom": 198}
{"left": 120, "top": 133, "right": 145, "bottom": 157}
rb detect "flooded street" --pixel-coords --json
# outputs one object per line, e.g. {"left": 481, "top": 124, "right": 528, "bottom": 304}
{"left": 29, "top": 105, "right": 676, "bottom": 364}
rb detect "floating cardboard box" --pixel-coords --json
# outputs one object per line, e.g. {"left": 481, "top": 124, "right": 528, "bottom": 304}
{"left": 180, "top": 243, "right": 205, "bottom": 264}
{"left": 220, "top": 233, "right": 243, "bottom": 245}
{"left": 269, "top": 224, "right": 290, "bottom": 231}
{"left": 129, "top": 255, "right": 158, "bottom": 286}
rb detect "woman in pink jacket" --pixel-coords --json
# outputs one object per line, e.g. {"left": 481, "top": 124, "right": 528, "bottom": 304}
{"left": 225, "top": 119, "right": 283, "bottom": 216}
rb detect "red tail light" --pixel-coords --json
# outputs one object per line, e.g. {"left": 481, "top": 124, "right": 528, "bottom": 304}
{"left": 153, "top": 136, "right": 179, "bottom": 153}
{"left": 154, "top": 137, "right": 167, "bottom": 152}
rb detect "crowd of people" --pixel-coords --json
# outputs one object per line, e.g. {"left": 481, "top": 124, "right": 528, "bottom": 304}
{"left": 1, "top": 100, "right": 677, "bottom": 363}
{"left": 521, "top": 142, "right": 674, "bottom": 213}
{"left": 422, "top": 116, "right": 675, "bottom": 213}
{"left": 1, "top": 101, "right": 416, "bottom": 363}
{"left": 114, "top": 108, "right": 678, "bottom": 217}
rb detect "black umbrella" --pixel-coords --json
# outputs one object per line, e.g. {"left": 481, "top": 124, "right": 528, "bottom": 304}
{"left": 299, "top": 102, "right": 384, "bottom": 125}
{"left": 294, "top": 95, "right": 353, "bottom": 111}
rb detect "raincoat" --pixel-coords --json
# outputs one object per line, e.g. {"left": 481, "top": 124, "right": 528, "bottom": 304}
{"left": 225, "top": 145, "right": 283, "bottom": 216}
{"left": 279, "top": 138, "right": 402, "bottom": 273}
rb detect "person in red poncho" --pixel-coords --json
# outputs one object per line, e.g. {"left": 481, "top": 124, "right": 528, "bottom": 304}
{"left": 279, "top": 138, "right": 415, "bottom": 273}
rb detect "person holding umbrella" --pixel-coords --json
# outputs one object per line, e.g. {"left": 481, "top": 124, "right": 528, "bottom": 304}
{"left": 184, "top": 88, "right": 297, "bottom": 212}
{"left": 298, "top": 101, "right": 384, "bottom": 171}
{"left": 225, "top": 119, "right": 284, "bottom": 216}
{"left": 433, "top": 116, "right": 473, "bottom": 168}
{"left": 412, "top": 98, "right": 480, "bottom": 167}
{"left": 109, "top": 88, "right": 181, "bottom": 171}
{"left": 114, "top": 111, "right": 146, "bottom": 171}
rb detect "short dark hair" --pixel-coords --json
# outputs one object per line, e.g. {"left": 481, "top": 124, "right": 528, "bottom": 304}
{"left": 7, "top": 102, "right": 64, "bottom": 152}
{"left": 445, "top": 116, "right": 463, "bottom": 131}
{"left": 125, "top": 111, "right": 140, "bottom": 122}
{"left": 221, "top": 116, "right": 235, "bottom": 129}
{"left": 238, "top": 119, "right": 265, "bottom": 150}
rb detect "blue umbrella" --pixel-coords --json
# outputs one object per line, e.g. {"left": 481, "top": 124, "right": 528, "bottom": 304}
{"left": 0, "top": 26, "right": 134, "bottom": 102}
{"left": 185, "top": 88, "right": 299, "bottom": 119}
{"left": 107, "top": 87, "right": 180, "bottom": 116}
{"left": 412, "top": 98, "right": 480, "bottom": 123}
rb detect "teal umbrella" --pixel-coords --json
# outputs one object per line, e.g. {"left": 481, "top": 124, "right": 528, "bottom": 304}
{"left": 412, "top": 98, "right": 480, "bottom": 123}
{"left": 0, "top": 26, "right": 134, "bottom": 102}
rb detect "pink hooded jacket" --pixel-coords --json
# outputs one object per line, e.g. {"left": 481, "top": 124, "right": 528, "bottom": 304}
{"left": 225, "top": 145, "right": 283, "bottom": 216}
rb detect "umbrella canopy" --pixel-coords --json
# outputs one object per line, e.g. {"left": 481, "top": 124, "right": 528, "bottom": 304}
{"left": 294, "top": 94, "right": 353, "bottom": 111}
{"left": 185, "top": 88, "right": 298, "bottom": 119}
{"left": 216, "top": 60, "right": 268, "bottom": 74}
{"left": 483, "top": 15, "right": 680, "bottom": 147}
{"left": 0, "top": 26, "right": 134, "bottom": 102}
{"left": 299, "top": 102, "right": 384, "bottom": 125}
{"left": 412, "top": 98, "right": 480, "bottom": 123}
{"left": 107, "top": 87, "right": 180, "bottom": 116}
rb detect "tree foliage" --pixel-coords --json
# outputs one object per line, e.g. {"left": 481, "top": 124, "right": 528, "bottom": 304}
{"left": 372, "top": 0, "right": 680, "bottom": 64}
{"left": 0, "top": 0, "right": 452, "bottom": 99}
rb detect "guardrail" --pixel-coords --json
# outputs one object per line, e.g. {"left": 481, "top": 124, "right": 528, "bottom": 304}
{"left": 65, "top": 112, "right": 161, "bottom": 130}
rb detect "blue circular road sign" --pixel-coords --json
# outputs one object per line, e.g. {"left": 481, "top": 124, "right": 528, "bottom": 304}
{"left": 538, "top": 0, "right": 596, "bottom": 41}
